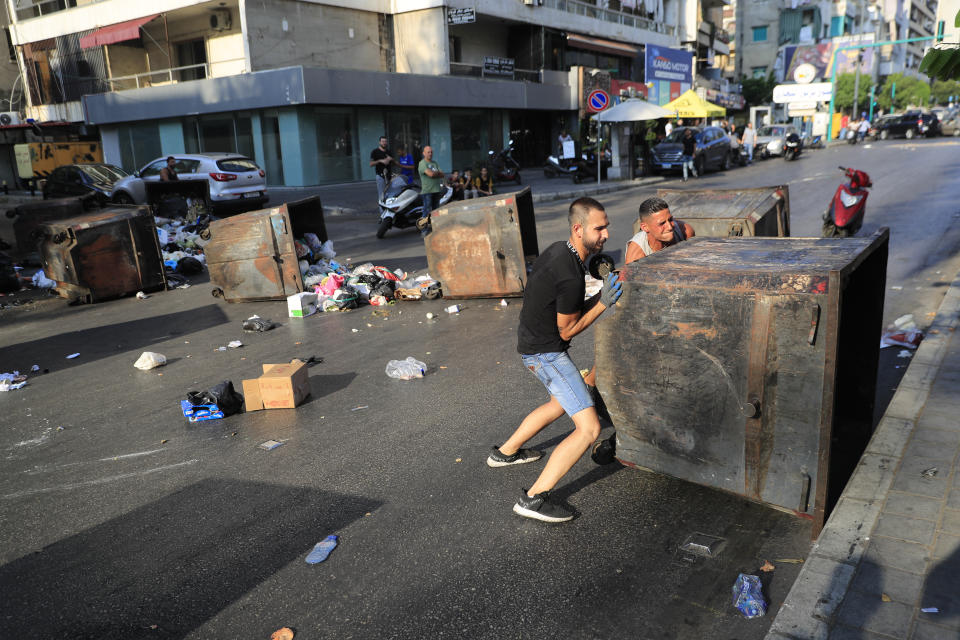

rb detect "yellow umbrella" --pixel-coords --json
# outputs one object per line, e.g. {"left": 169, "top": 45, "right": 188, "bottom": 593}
{"left": 662, "top": 89, "right": 726, "bottom": 119}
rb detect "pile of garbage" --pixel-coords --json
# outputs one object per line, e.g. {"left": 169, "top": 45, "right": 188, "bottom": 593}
{"left": 292, "top": 235, "right": 440, "bottom": 312}
{"left": 155, "top": 214, "right": 213, "bottom": 283}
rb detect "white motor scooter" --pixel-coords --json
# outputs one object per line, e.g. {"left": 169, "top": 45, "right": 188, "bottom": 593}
{"left": 376, "top": 176, "right": 453, "bottom": 239}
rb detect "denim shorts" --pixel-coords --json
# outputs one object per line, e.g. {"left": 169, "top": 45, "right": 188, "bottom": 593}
{"left": 521, "top": 351, "right": 594, "bottom": 417}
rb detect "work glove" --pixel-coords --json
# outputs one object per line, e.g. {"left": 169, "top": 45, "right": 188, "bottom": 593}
{"left": 600, "top": 272, "right": 622, "bottom": 309}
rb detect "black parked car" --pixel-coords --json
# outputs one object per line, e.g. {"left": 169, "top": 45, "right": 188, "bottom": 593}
{"left": 650, "top": 126, "right": 733, "bottom": 175}
{"left": 875, "top": 111, "right": 940, "bottom": 140}
{"left": 42, "top": 163, "right": 129, "bottom": 204}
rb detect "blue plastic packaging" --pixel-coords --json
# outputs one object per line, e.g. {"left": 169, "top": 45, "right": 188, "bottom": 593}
{"left": 732, "top": 573, "right": 767, "bottom": 619}
{"left": 305, "top": 534, "right": 338, "bottom": 564}
{"left": 180, "top": 399, "right": 224, "bottom": 422}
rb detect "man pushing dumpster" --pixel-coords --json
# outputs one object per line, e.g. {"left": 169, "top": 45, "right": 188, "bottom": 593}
{"left": 624, "top": 197, "right": 695, "bottom": 264}
{"left": 486, "top": 197, "right": 623, "bottom": 523}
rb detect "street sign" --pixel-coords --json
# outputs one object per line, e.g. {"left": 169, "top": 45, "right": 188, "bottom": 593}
{"left": 587, "top": 89, "right": 610, "bottom": 113}
{"left": 482, "top": 56, "right": 514, "bottom": 77}
{"left": 447, "top": 7, "right": 476, "bottom": 24}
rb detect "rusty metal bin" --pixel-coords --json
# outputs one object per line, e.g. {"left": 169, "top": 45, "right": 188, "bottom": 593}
{"left": 595, "top": 230, "right": 889, "bottom": 536}
{"left": 8, "top": 195, "right": 102, "bottom": 256}
{"left": 632, "top": 185, "right": 790, "bottom": 238}
{"left": 145, "top": 180, "right": 211, "bottom": 218}
{"left": 424, "top": 187, "right": 538, "bottom": 299}
{"left": 205, "top": 196, "right": 327, "bottom": 302}
{"left": 37, "top": 205, "right": 167, "bottom": 303}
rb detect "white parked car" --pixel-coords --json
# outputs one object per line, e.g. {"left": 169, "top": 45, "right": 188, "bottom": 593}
{"left": 111, "top": 153, "right": 268, "bottom": 213}
{"left": 755, "top": 125, "right": 800, "bottom": 159}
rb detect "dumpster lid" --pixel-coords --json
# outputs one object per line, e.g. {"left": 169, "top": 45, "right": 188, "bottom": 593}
{"left": 39, "top": 206, "right": 151, "bottom": 229}
{"left": 656, "top": 186, "right": 786, "bottom": 221}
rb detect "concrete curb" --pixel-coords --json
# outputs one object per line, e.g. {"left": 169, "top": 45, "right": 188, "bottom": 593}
{"left": 320, "top": 176, "right": 665, "bottom": 217}
{"left": 765, "top": 271, "right": 960, "bottom": 640}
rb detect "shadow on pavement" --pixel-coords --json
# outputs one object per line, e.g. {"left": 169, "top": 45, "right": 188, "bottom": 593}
{"left": 0, "top": 478, "right": 381, "bottom": 639}
{"left": 0, "top": 304, "right": 230, "bottom": 373}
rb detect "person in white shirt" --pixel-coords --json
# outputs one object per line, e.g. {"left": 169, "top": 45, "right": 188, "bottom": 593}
{"left": 857, "top": 117, "right": 870, "bottom": 141}
{"left": 741, "top": 123, "right": 756, "bottom": 163}
{"left": 664, "top": 120, "right": 674, "bottom": 137}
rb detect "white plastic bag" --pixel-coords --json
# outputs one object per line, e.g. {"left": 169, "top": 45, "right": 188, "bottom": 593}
{"left": 31, "top": 270, "right": 56, "bottom": 289}
{"left": 318, "top": 240, "right": 336, "bottom": 260}
{"left": 134, "top": 352, "right": 167, "bottom": 370}
{"left": 385, "top": 357, "right": 427, "bottom": 380}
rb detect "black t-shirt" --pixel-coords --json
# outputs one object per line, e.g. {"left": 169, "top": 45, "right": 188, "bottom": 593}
{"left": 370, "top": 147, "right": 391, "bottom": 178}
{"left": 517, "top": 241, "right": 586, "bottom": 355}
{"left": 682, "top": 135, "right": 696, "bottom": 155}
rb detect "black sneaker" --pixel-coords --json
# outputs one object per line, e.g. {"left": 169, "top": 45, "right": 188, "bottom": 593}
{"left": 591, "top": 434, "right": 617, "bottom": 465}
{"left": 513, "top": 490, "right": 573, "bottom": 523}
{"left": 487, "top": 446, "right": 542, "bottom": 468}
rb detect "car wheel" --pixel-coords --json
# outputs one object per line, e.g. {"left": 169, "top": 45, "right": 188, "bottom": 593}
{"left": 376, "top": 217, "right": 392, "bottom": 239}
{"left": 695, "top": 156, "right": 705, "bottom": 176}
{"left": 905, "top": 128, "right": 915, "bottom": 140}
{"left": 880, "top": 130, "right": 889, "bottom": 140}
{"left": 114, "top": 192, "right": 134, "bottom": 205}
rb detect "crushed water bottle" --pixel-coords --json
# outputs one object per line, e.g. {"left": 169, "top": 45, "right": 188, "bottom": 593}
{"left": 305, "top": 534, "right": 338, "bottom": 564}
{"left": 732, "top": 573, "right": 767, "bottom": 619}
{"left": 385, "top": 357, "right": 427, "bottom": 380}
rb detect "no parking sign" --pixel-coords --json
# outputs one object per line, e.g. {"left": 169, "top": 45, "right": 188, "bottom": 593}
{"left": 586, "top": 89, "right": 610, "bottom": 113}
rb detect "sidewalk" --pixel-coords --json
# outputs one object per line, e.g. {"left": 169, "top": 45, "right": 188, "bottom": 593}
{"left": 766, "top": 270, "right": 960, "bottom": 639}
{"left": 267, "top": 171, "right": 665, "bottom": 216}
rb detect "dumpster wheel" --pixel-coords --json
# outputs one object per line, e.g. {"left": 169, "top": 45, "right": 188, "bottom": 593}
{"left": 211, "top": 287, "right": 224, "bottom": 298}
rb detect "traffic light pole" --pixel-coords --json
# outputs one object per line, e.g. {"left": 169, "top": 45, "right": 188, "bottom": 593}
{"left": 826, "top": 36, "right": 937, "bottom": 141}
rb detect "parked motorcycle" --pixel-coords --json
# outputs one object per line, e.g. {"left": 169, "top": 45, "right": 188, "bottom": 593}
{"left": 808, "top": 134, "right": 824, "bottom": 149}
{"left": 822, "top": 166, "right": 872, "bottom": 238}
{"left": 846, "top": 129, "right": 858, "bottom": 145}
{"left": 376, "top": 175, "right": 453, "bottom": 239}
{"left": 488, "top": 140, "right": 521, "bottom": 184}
{"left": 543, "top": 152, "right": 579, "bottom": 181}
{"left": 784, "top": 132, "right": 802, "bottom": 161}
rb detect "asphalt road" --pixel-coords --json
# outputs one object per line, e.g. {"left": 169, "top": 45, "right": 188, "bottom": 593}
{"left": 1, "top": 137, "right": 958, "bottom": 639}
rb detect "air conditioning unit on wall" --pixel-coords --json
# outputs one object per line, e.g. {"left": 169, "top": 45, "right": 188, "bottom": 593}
{"left": 0, "top": 112, "right": 21, "bottom": 126}
{"left": 210, "top": 8, "right": 232, "bottom": 31}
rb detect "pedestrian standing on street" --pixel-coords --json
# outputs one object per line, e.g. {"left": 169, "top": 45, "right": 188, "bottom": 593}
{"left": 487, "top": 197, "right": 623, "bottom": 523}
{"left": 395, "top": 144, "right": 415, "bottom": 185}
{"left": 369, "top": 136, "right": 392, "bottom": 199}
{"left": 625, "top": 197, "right": 696, "bottom": 264}
{"left": 664, "top": 120, "right": 674, "bottom": 138}
{"left": 742, "top": 123, "right": 756, "bottom": 164}
{"left": 417, "top": 145, "right": 443, "bottom": 235}
{"left": 681, "top": 128, "right": 698, "bottom": 181}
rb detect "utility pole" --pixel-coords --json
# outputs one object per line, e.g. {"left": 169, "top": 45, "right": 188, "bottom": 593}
{"left": 852, "top": 50, "right": 863, "bottom": 117}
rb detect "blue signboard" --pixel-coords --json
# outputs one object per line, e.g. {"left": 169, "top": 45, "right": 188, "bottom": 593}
{"left": 645, "top": 45, "right": 693, "bottom": 84}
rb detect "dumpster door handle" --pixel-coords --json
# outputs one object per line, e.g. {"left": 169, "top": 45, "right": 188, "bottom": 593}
{"left": 808, "top": 303, "right": 820, "bottom": 345}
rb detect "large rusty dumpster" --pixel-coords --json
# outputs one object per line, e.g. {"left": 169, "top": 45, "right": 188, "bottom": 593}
{"left": 8, "top": 195, "right": 101, "bottom": 256}
{"left": 424, "top": 187, "right": 538, "bottom": 299}
{"left": 205, "top": 197, "right": 327, "bottom": 302}
{"left": 595, "top": 230, "right": 889, "bottom": 535}
{"left": 632, "top": 185, "right": 790, "bottom": 238}
{"left": 37, "top": 205, "right": 166, "bottom": 303}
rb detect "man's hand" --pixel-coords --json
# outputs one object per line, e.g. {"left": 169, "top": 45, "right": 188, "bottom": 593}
{"left": 600, "top": 273, "right": 622, "bottom": 309}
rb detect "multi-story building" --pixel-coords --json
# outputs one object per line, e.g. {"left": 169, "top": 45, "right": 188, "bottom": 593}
{"left": 5, "top": 0, "right": 692, "bottom": 186}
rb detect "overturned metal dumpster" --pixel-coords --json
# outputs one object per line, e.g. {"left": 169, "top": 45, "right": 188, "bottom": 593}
{"left": 205, "top": 197, "right": 328, "bottom": 302}
{"left": 8, "top": 195, "right": 101, "bottom": 256}
{"left": 632, "top": 185, "right": 790, "bottom": 238}
{"left": 595, "top": 230, "right": 889, "bottom": 535}
{"left": 37, "top": 206, "right": 167, "bottom": 303}
{"left": 424, "top": 187, "right": 538, "bottom": 298}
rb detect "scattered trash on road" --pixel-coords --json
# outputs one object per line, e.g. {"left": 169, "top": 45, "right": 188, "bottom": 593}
{"left": 891, "top": 285, "right": 903, "bottom": 290}
{"left": 897, "top": 349, "right": 913, "bottom": 358}
{"left": 182, "top": 381, "right": 244, "bottom": 422}
{"left": 305, "top": 534, "right": 338, "bottom": 564}
{"left": 134, "top": 352, "right": 167, "bottom": 370}
{"left": 270, "top": 626, "right": 295, "bottom": 640}
{"left": 893, "top": 314, "right": 917, "bottom": 330}
{"left": 31, "top": 270, "right": 56, "bottom": 289}
{"left": 243, "top": 361, "right": 311, "bottom": 411}
{"left": 228, "top": 340, "right": 242, "bottom": 349}
{"left": 259, "top": 440, "right": 284, "bottom": 450}
{"left": 66, "top": 353, "right": 79, "bottom": 359}
{"left": 500, "top": 299, "right": 509, "bottom": 306}
{"left": 445, "top": 304, "right": 462, "bottom": 314}
{"left": 385, "top": 357, "right": 427, "bottom": 380}
{"left": 732, "top": 573, "right": 767, "bottom": 619}
{"left": 30, "top": 365, "right": 39, "bottom": 372}
{"left": 921, "top": 467, "right": 938, "bottom": 478}
{"left": 760, "top": 560, "right": 775, "bottom": 572}
{"left": 351, "top": 405, "right": 368, "bottom": 411}
{"left": 243, "top": 315, "right": 275, "bottom": 332}
{"left": 136, "top": 291, "right": 149, "bottom": 300}
{"left": 426, "top": 312, "right": 435, "bottom": 319}
{"left": 881, "top": 593, "right": 891, "bottom": 602}
{"left": 921, "top": 607, "right": 939, "bottom": 614}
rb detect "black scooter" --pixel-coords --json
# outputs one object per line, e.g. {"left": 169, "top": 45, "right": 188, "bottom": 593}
{"left": 784, "top": 132, "right": 802, "bottom": 161}
{"left": 488, "top": 140, "right": 521, "bottom": 184}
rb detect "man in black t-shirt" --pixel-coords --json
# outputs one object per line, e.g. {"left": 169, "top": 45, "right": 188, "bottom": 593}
{"left": 486, "top": 197, "right": 623, "bottom": 523}
{"left": 369, "top": 136, "right": 392, "bottom": 199}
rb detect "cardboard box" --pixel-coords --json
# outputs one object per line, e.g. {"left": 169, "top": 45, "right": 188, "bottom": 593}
{"left": 243, "top": 360, "right": 311, "bottom": 411}
{"left": 287, "top": 292, "right": 318, "bottom": 317}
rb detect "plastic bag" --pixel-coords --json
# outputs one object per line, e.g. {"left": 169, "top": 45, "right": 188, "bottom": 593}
{"left": 318, "top": 240, "right": 336, "bottom": 260}
{"left": 31, "top": 270, "right": 56, "bottom": 289}
{"left": 242, "top": 315, "right": 275, "bottom": 332}
{"left": 732, "top": 574, "right": 767, "bottom": 619}
{"left": 320, "top": 273, "right": 345, "bottom": 295}
{"left": 186, "top": 380, "right": 244, "bottom": 417}
{"left": 303, "top": 232, "right": 323, "bottom": 252}
{"left": 134, "top": 352, "right": 167, "bottom": 370}
{"left": 176, "top": 256, "right": 204, "bottom": 275}
{"left": 385, "top": 357, "right": 427, "bottom": 380}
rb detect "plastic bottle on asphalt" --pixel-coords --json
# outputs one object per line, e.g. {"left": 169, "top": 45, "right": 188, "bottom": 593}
{"left": 385, "top": 357, "right": 427, "bottom": 380}
{"left": 305, "top": 534, "right": 338, "bottom": 564}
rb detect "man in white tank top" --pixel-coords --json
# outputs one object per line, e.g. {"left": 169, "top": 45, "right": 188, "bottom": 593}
{"left": 624, "top": 197, "right": 696, "bottom": 264}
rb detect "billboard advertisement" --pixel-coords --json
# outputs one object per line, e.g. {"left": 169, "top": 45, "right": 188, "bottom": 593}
{"left": 781, "top": 34, "right": 875, "bottom": 83}
{"left": 645, "top": 45, "right": 694, "bottom": 85}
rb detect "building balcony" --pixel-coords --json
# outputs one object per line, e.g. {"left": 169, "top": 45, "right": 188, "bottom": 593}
{"left": 448, "top": 62, "right": 544, "bottom": 83}
{"left": 541, "top": 0, "right": 676, "bottom": 36}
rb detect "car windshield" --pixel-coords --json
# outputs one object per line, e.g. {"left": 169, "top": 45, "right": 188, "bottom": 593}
{"left": 216, "top": 158, "right": 259, "bottom": 172}
{"left": 663, "top": 128, "right": 702, "bottom": 143}
{"left": 758, "top": 126, "right": 785, "bottom": 137}
{"left": 80, "top": 164, "right": 128, "bottom": 183}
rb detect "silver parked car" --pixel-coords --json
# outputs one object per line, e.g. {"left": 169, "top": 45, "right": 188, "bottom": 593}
{"left": 111, "top": 153, "right": 268, "bottom": 213}
{"left": 755, "top": 124, "right": 800, "bottom": 159}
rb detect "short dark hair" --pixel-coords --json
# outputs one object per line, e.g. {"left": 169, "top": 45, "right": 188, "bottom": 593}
{"left": 379, "top": 135, "right": 387, "bottom": 141}
{"left": 568, "top": 196, "right": 605, "bottom": 229}
{"left": 638, "top": 197, "right": 670, "bottom": 222}
{"left": 166, "top": 156, "right": 175, "bottom": 162}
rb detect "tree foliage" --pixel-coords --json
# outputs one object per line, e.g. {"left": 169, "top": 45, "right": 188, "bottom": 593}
{"left": 931, "top": 79, "right": 960, "bottom": 104}
{"left": 740, "top": 73, "right": 776, "bottom": 106}
{"left": 918, "top": 10, "right": 960, "bottom": 80}
{"left": 875, "top": 73, "right": 931, "bottom": 111}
